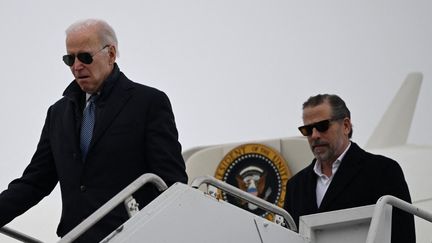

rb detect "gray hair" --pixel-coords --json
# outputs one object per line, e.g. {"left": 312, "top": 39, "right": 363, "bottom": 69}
{"left": 65, "top": 19, "right": 119, "bottom": 57}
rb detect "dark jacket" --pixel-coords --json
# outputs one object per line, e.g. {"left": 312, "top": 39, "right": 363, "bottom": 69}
{"left": 0, "top": 64, "right": 188, "bottom": 242}
{"left": 284, "top": 142, "right": 415, "bottom": 243}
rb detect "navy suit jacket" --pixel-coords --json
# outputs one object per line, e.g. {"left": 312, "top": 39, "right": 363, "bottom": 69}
{"left": 284, "top": 142, "right": 415, "bottom": 243}
{"left": 0, "top": 64, "right": 188, "bottom": 242}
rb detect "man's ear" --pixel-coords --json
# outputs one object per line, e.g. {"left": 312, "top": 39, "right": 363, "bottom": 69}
{"left": 108, "top": 45, "right": 116, "bottom": 64}
{"left": 343, "top": 118, "right": 352, "bottom": 136}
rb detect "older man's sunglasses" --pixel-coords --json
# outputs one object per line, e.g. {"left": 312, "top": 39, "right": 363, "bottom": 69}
{"left": 62, "top": 45, "right": 109, "bottom": 66}
{"left": 298, "top": 117, "right": 345, "bottom": 136}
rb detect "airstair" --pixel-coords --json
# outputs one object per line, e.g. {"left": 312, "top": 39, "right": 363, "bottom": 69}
{"left": 1, "top": 173, "right": 432, "bottom": 243}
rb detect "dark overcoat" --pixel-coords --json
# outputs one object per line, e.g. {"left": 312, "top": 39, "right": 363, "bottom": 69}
{"left": 284, "top": 142, "right": 415, "bottom": 243}
{"left": 0, "top": 64, "right": 188, "bottom": 242}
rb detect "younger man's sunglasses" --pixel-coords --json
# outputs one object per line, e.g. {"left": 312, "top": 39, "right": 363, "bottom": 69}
{"left": 298, "top": 117, "right": 345, "bottom": 136}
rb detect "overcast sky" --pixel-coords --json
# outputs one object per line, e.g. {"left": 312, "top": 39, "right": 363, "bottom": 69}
{"left": 0, "top": 1, "right": 431, "bottom": 242}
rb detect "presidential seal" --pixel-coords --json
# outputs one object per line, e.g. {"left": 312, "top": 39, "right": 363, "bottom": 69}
{"left": 214, "top": 143, "right": 291, "bottom": 220}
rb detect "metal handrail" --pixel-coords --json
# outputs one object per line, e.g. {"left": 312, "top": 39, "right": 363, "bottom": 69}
{"left": 58, "top": 173, "right": 168, "bottom": 243}
{"left": 191, "top": 175, "right": 297, "bottom": 231}
{"left": 0, "top": 226, "right": 44, "bottom": 243}
{"left": 366, "top": 195, "right": 432, "bottom": 243}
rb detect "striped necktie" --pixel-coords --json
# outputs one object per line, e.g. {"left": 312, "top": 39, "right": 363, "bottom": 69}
{"left": 80, "top": 95, "right": 97, "bottom": 160}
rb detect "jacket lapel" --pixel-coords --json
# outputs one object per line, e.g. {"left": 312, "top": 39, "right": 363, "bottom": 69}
{"left": 63, "top": 81, "right": 86, "bottom": 157}
{"left": 318, "top": 143, "right": 363, "bottom": 210}
{"left": 90, "top": 75, "right": 134, "bottom": 149}
{"left": 301, "top": 162, "right": 320, "bottom": 211}
{"left": 306, "top": 164, "right": 320, "bottom": 211}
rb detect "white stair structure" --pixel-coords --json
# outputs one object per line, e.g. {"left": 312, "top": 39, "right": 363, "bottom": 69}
{"left": 99, "top": 181, "right": 302, "bottom": 243}
{"left": 2, "top": 173, "right": 432, "bottom": 243}
{"left": 57, "top": 174, "right": 432, "bottom": 242}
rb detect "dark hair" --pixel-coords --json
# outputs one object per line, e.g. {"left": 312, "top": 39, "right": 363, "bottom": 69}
{"left": 302, "top": 94, "right": 353, "bottom": 138}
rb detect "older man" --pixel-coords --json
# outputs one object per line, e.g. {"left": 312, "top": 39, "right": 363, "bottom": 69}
{"left": 0, "top": 19, "right": 188, "bottom": 242}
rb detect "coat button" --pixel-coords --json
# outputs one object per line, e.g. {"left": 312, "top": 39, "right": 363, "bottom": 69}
{"left": 80, "top": 185, "right": 86, "bottom": 192}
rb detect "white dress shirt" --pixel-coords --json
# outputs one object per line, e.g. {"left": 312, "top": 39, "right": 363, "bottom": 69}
{"left": 314, "top": 142, "right": 351, "bottom": 207}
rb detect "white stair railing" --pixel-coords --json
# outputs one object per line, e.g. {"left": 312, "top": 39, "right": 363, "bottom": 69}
{"left": 58, "top": 173, "right": 168, "bottom": 243}
{"left": 366, "top": 195, "right": 432, "bottom": 243}
{"left": 191, "top": 175, "right": 297, "bottom": 231}
{"left": 0, "top": 226, "right": 44, "bottom": 243}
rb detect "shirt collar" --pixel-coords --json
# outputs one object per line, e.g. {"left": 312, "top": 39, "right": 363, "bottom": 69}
{"left": 313, "top": 142, "right": 351, "bottom": 177}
